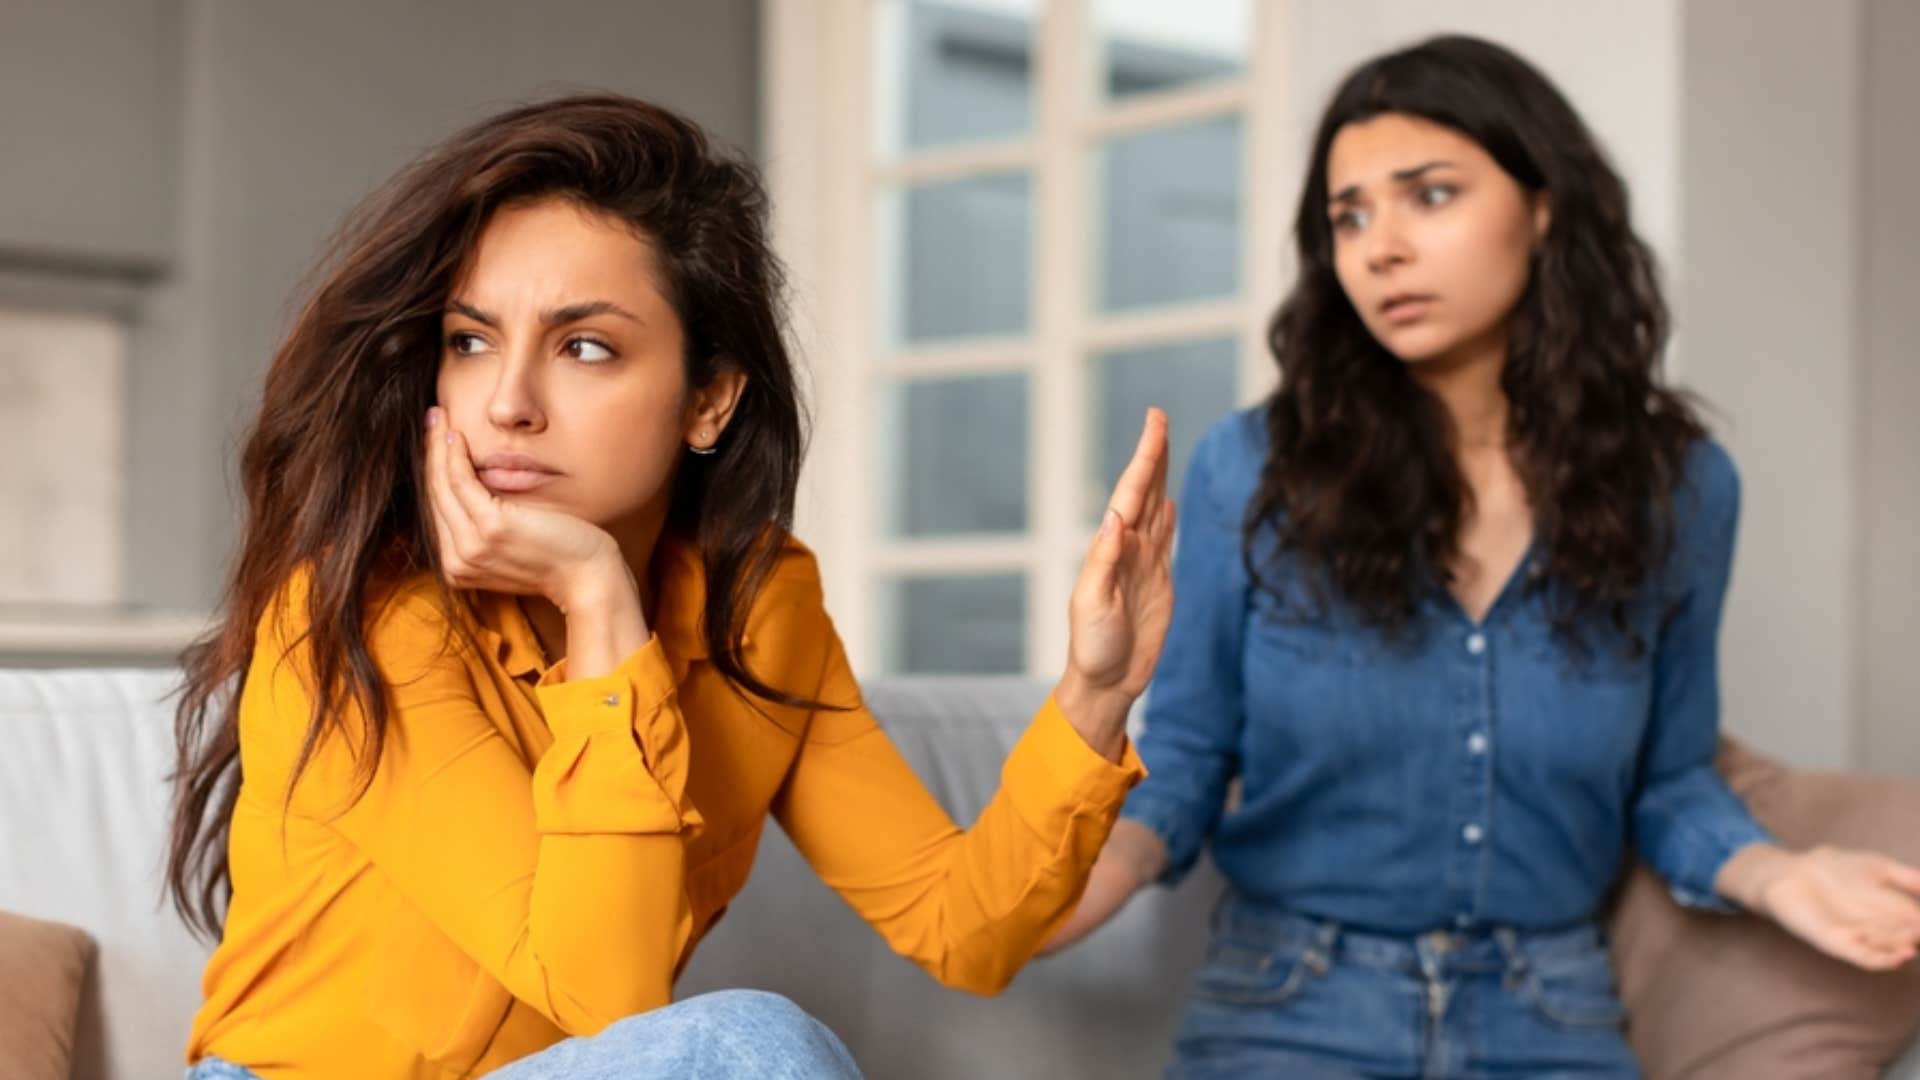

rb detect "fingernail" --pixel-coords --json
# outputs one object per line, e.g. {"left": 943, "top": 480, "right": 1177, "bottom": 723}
{"left": 1101, "top": 509, "right": 1121, "bottom": 537}
{"left": 426, "top": 407, "right": 440, "bottom": 429}
{"left": 444, "top": 430, "right": 454, "bottom": 446}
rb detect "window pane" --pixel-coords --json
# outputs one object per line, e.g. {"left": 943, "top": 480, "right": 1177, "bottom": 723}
{"left": 874, "top": 0, "right": 1037, "bottom": 156}
{"left": 1095, "top": 0, "right": 1249, "bottom": 101}
{"left": 883, "top": 572, "right": 1026, "bottom": 674}
{"left": 1096, "top": 116, "right": 1243, "bottom": 312}
{"left": 1090, "top": 337, "right": 1238, "bottom": 523}
{"left": 878, "top": 171, "right": 1032, "bottom": 346}
{"left": 0, "top": 307, "right": 126, "bottom": 606}
{"left": 881, "top": 373, "right": 1028, "bottom": 536}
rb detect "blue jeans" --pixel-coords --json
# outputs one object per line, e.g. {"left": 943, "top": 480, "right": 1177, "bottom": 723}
{"left": 1169, "top": 893, "right": 1641, "bottom": 1080}
{"left": 186, "top": 989, "right": 862, "bottom": 1079}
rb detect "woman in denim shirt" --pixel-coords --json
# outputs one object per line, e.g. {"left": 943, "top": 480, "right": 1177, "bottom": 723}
{"left": 1047, "top": 35, "right": 1920, "bottom": 1079}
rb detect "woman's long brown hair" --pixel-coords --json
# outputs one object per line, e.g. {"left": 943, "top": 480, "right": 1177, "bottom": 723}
{"left": 167, "top": 94, "right": 810, "bottom": 941}
{"left": 1252, "top": 36, "right": 1705, "bottom": 651}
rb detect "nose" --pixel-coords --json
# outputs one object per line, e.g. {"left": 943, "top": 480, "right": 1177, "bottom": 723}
{"left": 1361, "top": 208, "right": 1412, "bottom": 275}
{"left": 486, "top": 353, "right": 547, "bottom": 434}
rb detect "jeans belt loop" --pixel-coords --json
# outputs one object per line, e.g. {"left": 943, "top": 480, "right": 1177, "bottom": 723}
{"left": 1494, "top": 926, "right": 1528, "bottom": 990}
{"left": 1303, "top": 919, "right": 1340, "bottom": 976}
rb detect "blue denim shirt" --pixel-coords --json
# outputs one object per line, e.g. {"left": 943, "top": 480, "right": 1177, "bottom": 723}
{"left": 1121, "top": 408, "right": 1772, "bottom": 933}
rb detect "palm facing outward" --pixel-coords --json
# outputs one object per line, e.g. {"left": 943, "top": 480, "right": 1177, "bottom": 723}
{"left": 1056, "top": 409, "right": 1177, "bottom": 758}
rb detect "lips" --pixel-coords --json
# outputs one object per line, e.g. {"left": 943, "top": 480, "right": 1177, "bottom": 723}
{"left": 1379, "top": 293, "right": 1437, "bottom": 323}
{"left": 474, "top": 451, "right": 561, "bottom": 493}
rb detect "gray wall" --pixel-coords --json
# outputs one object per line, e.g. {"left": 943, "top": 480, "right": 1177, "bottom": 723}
{"left": 6, "top": 0, "right": 760, "bottom": 613}
{"left": 0, "top": 1, "right": 180, "bottom": 271}
{"left": 1861, "top": 0, "right": 1920, "bottom": 775}
{"left": 1678, "top": 0, "right": 1867, "bottom": 771}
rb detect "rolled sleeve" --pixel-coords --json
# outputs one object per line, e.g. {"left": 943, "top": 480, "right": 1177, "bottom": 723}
{"left": 1632, "top": 442, "right": 1775, "bottom": 912}
{"left": 1000, "top": 695, "right": 1146, "bottom": 845}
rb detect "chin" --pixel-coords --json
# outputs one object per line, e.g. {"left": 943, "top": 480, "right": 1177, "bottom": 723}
{"left": 1373, "top": 325, "right": 1459, "bottom": 365}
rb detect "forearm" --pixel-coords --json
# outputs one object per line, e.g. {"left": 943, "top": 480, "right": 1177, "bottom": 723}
{"left": 1041, "top": 817, "right": 1167, "bottom": 954}
{"left": 558, "top": 552, "right": 650, "bottom": 680}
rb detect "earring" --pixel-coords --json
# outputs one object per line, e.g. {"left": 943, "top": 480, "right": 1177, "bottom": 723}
{"left": 688, "top": 429, "right": 718, "bottom": 456}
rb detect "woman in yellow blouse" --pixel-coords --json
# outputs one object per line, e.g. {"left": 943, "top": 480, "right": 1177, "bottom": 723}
{"left": 165, "top": 94, "right": 1175, "bottom": 1080}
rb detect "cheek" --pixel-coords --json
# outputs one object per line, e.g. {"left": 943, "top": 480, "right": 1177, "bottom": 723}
{"left": 1331, "top": 243, "right": 1370, "bottom": 309}
{"left": 434, "top": 365, "right": 481, "bottom": 425}
{"left": 1433, "top": 214, "right": 1534, "bottom": 321}
{"left": 569, "top": 389, "right": 690, "bottom": 514}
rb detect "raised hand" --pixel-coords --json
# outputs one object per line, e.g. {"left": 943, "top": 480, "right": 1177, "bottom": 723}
{"left": 1056, "top": 408, "right": 1176, "bottom": 761}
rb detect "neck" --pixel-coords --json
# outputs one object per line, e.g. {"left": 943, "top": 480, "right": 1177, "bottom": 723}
{"left": 1408, "top": 327, "right": 1512, "bottom": 455}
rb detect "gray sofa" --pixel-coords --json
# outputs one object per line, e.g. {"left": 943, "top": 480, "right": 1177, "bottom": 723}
{"left": 1, "top": 668, "right": 1915, "bottom": 1078}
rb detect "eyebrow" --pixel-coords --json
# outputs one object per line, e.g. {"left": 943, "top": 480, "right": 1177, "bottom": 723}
{"left": 1329, "top": 160, "right": 1458, "bottom": 205}
{"left": 446, "top": 298, "right": 645, "bottom": 329}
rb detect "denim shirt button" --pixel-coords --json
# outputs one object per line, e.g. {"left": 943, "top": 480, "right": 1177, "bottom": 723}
{"left": 1466, "top": 732, "right": 1489, "bottom": 755}
{"left": 1465, "top": 632, "right": 1487, "bottom": 656}
{"left": 1462, "top": 823, "right": 1485, "bottom": 845}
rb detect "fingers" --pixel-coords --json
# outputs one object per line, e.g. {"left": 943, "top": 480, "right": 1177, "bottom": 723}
{"left": 1875, "top": 856, "right": 1920, "bottom": 898}
{"left": 1075, "top": 507, "right": 1129, "bottom": 605}
{"left": 1843, "top": 928, "right": 1917, "bottom": 970}
{"left": 425, "top": 409, "right": 483, "bottom": 584}
{"left": 1150, "top": 493, "right": 1177, "bottom": 554}
{"left": 423, "top": 409, "right": 459, "bottom": 547}
{"left": 442, "top": 427, "right": 499, "bottom": 527}
{"left": 1104, "top": 408, "right": 1169, "bottom": 530}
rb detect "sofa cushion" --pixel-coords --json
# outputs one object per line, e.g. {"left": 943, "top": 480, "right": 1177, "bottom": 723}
{"left": 0, "top": 908, "right": 95, "bottom": 1080}
{"left": 1611, "top": 739, "right": 1920, "bottom": 1079}
{"left": 0, "top": 669, "right": 213, "bottom": 1078}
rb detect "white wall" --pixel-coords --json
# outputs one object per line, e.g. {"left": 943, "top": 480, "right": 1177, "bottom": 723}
{"left": 1678, "top": 0, "right": 1866, "bottom": 771}
{"left": 1861, "top": 0, "right": 1920, "bottom": 776}
{"left": 1287, "top": 0, "right": 1683, "bottom": 272}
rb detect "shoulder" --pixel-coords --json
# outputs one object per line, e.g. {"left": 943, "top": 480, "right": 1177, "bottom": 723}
{"left": 1187, "top": 406, "right": 1269, "bottom": 515}
{"left": 253, "top": 563, "right": 464, "bottom": 682}
{"left": 726, "top": 533, "right": 829, "bottom": 655}
{"left": 710, "top": 534, "right": 855, "bottom": 708}
{"left": 741, "top": 536, "right": 827, "bottom": 642}
{"left": 239, "top": 564, "right": 472, "bottom": 796}
{"left": 1673, "top": 438, "right": 1740, "bottom": 534}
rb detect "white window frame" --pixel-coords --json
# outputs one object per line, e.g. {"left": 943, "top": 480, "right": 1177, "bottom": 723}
{"left": 764, "top": 0, "right": 1299, "bottom": 676}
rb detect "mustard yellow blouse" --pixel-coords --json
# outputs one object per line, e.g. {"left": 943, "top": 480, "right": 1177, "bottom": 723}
{"left": 186, "top": 536, "right": 1143, "bottom": 1078}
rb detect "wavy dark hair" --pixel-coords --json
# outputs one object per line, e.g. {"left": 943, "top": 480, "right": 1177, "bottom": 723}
{"left": 167, "top": 94, "right": 811, "bottom": 940}
{"left": 1251, "top": 34, "right": 1706, "bottom": 644}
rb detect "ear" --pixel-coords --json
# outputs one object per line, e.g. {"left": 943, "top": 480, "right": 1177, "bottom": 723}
{"left": 683, "top": 365, "right": 748, "bottom": 452}
{"left": 1530, "top": 190, "right": 1553, "bottom": 246}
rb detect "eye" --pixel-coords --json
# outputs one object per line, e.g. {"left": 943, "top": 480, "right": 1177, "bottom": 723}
{"left": 1418, "top": 183, "right": 1458, "bottom": 208}
{"left": 564, "top": 336, "right": 616, "bottom": 363}
{"left": 1330, "top": 206, "right": 1369, "bottom": 234}
{"left": 445, "top": 331, "right": 489, "bottom": 356}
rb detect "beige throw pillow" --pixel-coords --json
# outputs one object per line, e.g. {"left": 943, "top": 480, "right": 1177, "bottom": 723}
{"left": 0, "top": 908, "right": 95, "bottom": 1080}
{"left": 1609, "top": 740, "right": 1920, "bottom": 1079}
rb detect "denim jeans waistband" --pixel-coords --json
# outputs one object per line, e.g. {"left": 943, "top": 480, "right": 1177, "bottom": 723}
{"left": 1211, "top": 891, "right": 1608, "bottom": 980}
